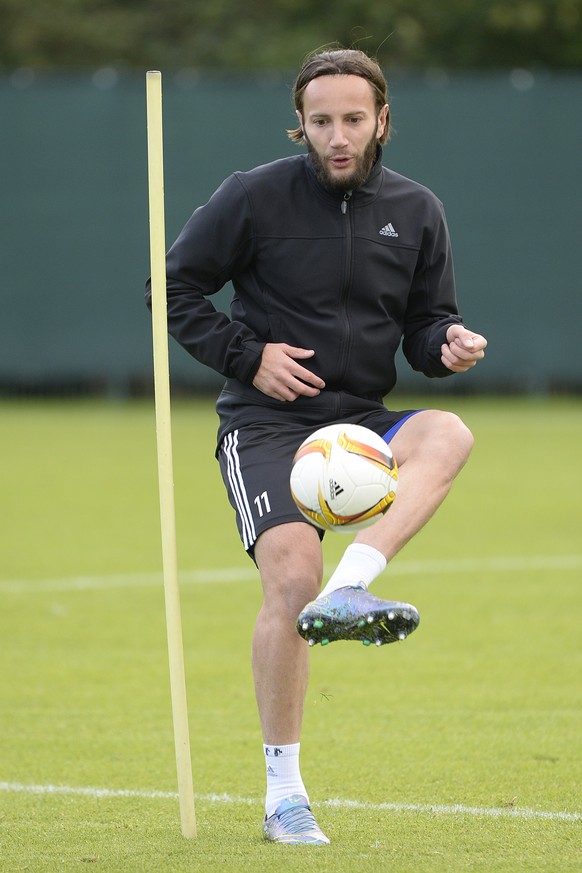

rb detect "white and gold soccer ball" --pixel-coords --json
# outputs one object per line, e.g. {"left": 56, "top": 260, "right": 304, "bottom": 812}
{"left": 289, "top": 423, "right": 398, "bottom": 533}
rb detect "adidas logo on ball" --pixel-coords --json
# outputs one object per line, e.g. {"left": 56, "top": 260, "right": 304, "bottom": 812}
{"left": 329, "top": 479, "right": 344, "bottom": 499}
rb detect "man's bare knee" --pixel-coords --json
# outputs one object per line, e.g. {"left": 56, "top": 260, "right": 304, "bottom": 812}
{"left": 440, "top": 412, "right": 474, "bottom": 466}
{"left": 255, "top": 523, "right": 322, "bottom": 617}
{"left": 421, "top": 413, "right": 474, "bottom": 483}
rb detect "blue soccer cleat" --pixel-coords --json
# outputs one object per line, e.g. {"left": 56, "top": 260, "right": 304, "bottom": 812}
{"left": 296, "top": 585, "right": 420, "bottom": 648}
{"left": 262, "top": 795, "right": 330, "bottom": 845}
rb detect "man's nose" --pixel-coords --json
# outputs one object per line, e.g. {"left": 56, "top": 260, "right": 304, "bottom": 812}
{"left": 329, "top": 123, "right": 349, "bottom": 148}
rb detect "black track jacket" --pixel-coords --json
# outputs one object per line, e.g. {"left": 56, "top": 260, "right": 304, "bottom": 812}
{"left": 145, "top": 148, "right": 463, "bottom": 443}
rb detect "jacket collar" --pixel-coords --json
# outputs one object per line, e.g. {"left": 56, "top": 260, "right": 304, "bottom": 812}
{"left": 305, "top": 145, "right": 384, "bottom": 206}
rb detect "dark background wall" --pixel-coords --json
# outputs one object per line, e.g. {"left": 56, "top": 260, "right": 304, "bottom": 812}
{"left": 1, "top": 71, "right": 581, "bottom": 395}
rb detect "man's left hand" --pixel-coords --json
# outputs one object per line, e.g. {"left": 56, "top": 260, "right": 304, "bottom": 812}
{"left": 441, "top": 325, "right": 487, "bottom": 373}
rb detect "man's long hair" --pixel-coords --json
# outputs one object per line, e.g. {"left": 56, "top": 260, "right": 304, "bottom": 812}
{"left": 287, "top": 48, "right": 391, "bottom": 145}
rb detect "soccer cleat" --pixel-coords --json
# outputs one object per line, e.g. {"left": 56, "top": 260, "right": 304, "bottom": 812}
{"left": 296, "top": 585, "right": 420, "bottom": 648}
{"left": 262, "top": 795, "right": 330, "bottom": 845}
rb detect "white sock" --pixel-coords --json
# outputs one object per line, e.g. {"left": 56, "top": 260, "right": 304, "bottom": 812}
{"left": 264, "top": 742, "right": 308, "bottom": 817}
{"left": 318, "top": 543, "right": 387, "bottom": 598}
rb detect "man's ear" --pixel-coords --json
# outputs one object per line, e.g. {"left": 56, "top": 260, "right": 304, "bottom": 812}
{"left": 377, "top": 103, "right": 389, "bottom": 139}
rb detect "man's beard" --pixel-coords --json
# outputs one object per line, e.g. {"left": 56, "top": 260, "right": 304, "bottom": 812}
{"left": 305, "top": 129, "right": 379, "bottom": 194}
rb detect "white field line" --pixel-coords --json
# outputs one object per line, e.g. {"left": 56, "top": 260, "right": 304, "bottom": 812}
{"left": 1, "top": 554, "right": 581, "bottom": 594}
{"left": 0, "top": 781, "right": 579, "bottom": 823}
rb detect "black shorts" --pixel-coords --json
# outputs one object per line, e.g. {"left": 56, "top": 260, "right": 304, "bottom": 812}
{"left": 217, "top": 408, "right": 420, "bottom": 558}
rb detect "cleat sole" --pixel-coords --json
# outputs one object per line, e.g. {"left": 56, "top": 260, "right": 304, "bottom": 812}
{"left": 296, "top": 591, "right": 420, "bottom": 649}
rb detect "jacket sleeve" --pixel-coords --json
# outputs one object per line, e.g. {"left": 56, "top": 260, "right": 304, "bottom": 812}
{"left": 402, "top": 199, "right": 463, "bottom": 378}
{"left": 145, "top": 174, "right": 265, "bottom": 384}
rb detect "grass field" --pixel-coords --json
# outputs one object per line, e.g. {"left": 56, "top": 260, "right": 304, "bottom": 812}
{"left": 0, "top": 396, "right": 580, "bottom": 872}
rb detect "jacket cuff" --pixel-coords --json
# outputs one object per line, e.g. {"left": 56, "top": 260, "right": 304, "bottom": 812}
{"left": 427, "top": 317, "right": 464, "bottom": 378}
{"left": 238, "top": 340, "right": 266, "bottom": 385}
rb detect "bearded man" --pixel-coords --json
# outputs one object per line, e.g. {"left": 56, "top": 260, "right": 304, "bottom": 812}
{"left": 146, "top": 47, "right": 486, "bottom": 846}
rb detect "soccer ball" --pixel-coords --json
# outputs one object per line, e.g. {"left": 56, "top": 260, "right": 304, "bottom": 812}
{"left": 289, "top": 423, "right": 398, "bottom": 533}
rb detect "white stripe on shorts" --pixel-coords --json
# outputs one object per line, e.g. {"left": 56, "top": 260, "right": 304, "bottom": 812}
{"left": 223, "top": 430, "right": 256, "bottom": 551}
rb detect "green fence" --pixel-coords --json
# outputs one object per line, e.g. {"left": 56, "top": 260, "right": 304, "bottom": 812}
{"left": 1, "top": 71, "right": 581, "bottom": 394}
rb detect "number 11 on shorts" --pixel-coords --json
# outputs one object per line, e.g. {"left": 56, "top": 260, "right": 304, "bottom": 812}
{"left": 254, "top": 491, "right": 272, "bottom": 517}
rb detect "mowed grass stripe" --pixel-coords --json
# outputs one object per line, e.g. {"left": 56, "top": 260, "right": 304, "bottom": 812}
{"left": 1, "top": 553, "right": 581, "bottom": 593}
{"left": 1, "top": 781, "right": 580, "bottom": 822}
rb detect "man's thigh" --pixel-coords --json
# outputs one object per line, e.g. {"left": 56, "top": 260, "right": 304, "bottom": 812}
{"left": 387, "top": 408, "right": 469, "bottom": 466}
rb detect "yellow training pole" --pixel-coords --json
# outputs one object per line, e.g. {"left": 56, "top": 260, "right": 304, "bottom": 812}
{"left": 145, "top": 69, "right": 196, "bottom": 839}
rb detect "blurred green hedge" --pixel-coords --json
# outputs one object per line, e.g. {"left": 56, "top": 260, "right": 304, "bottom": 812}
{"left": 1, "top": 0, "right": 581, "bottom": 72}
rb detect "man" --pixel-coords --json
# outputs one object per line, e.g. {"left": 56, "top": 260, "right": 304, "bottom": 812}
{"left": 146, "top": 48, "right": 486, "bottom": 846}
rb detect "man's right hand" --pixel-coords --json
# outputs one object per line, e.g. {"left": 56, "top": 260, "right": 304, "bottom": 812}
{"left": 252, "top": 343, "right": 326, "bottom": 402}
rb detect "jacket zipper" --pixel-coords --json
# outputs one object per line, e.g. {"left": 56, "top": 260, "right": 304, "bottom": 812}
{"left": 337, "top": 190, "right": 353, "bottom": 385}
